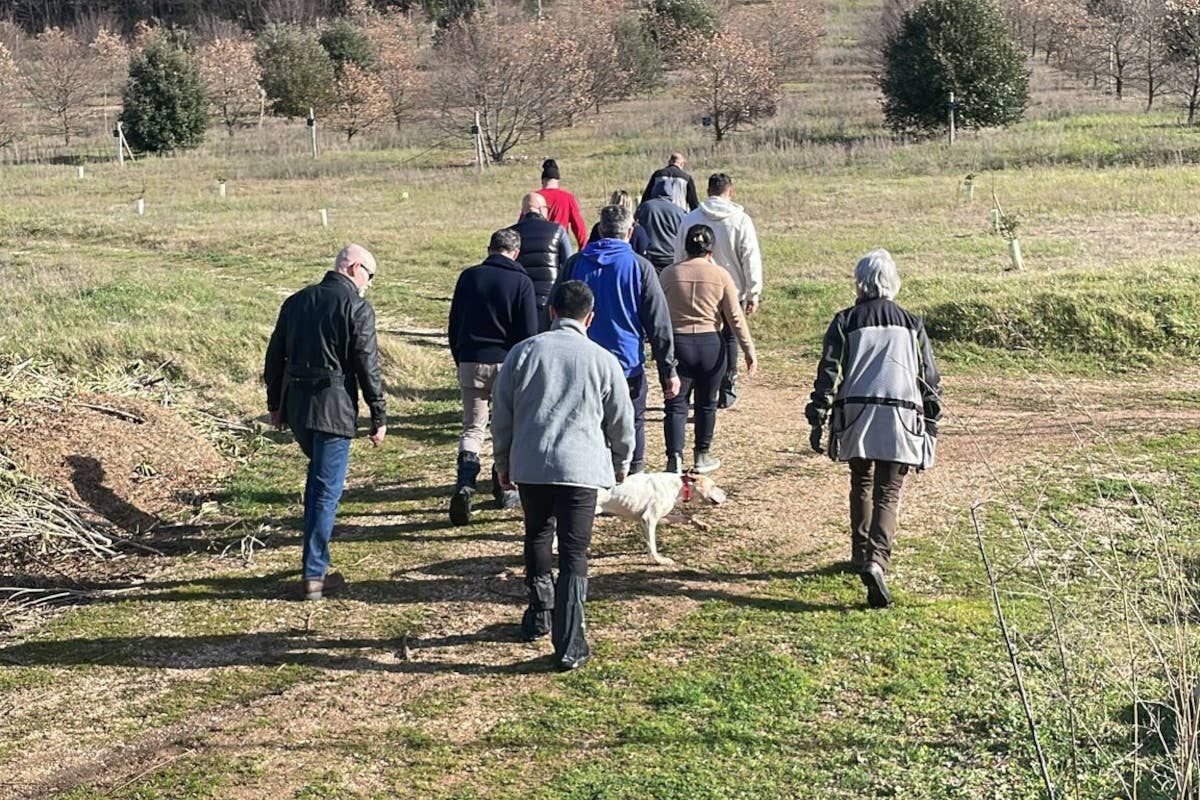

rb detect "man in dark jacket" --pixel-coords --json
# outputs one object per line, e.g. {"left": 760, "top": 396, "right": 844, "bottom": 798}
{"left": 264, "top": 244, "right": 387, "bottom": 601}
{"left": 447, "top": 228, "right": 539, "bottom": 525}
{"left": 635, "top": 180, "right": 686, "bottom": 273}
{"left": 641, "top": 152, "right": 699, "bottom": 211}
{"left": 510, "top": 192, "right": 573, "bottom": 331}
{"left": 560, "top": 205, "right": 680, "bottom": 474}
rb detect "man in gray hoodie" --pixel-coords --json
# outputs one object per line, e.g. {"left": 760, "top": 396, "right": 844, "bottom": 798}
{"left": 673, "top": 173, "right": 763, "bottom": 408}
{"left": 635, "top": 180, "right": 687, "bottom": 274}
{"left": 493, "top": 280, "right": 635, "bottom": 671}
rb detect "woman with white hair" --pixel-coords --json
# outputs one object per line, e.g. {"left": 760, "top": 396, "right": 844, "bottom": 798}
{"left": 803, "top": 249, "right": 942, "bottom": 608}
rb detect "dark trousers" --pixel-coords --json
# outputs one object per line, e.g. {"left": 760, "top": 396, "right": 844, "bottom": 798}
{"left": 720, "top": 326, "right": 739, "bottom": 404}
{"left": 292, "top": 426, "right": 352, "bottom": 580}
{"left": 665, "top": 332, "right": 725, "bottom": 454}
{"left": 520, "top": 483, "right": 598, "bottom": 664}
{"left": 848, "top": 458, "right": 908, "bottom": 572}
{"left": 627, "top": 372, "right": 648, "bottom": 468}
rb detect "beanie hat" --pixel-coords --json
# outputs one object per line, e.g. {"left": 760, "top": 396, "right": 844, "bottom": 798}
{"left": 541, "top": 158, "right": 561, "bottom": 181}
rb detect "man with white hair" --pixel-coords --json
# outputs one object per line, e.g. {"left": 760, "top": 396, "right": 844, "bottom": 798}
{"left": 264, "top": 244, "right": 387, "bottom": 601}
{"left": 803, "top": 249, "right": 942, "bottom": 609}
{"left": 641, "top": 151, "right": 699, "bottom": 211}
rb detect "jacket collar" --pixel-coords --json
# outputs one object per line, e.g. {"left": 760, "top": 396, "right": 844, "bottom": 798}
{"left": 482, "top": 253, "right": 525, "bottom": 272}
{"left": 322, "top": 270, "right": 357, "bottom": 290}
{"left": 551, "top": 317, "right": 588, "bottom": 336}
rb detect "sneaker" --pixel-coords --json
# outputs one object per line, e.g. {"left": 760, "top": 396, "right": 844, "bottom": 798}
{"left": 718, "top": 374, "right": 739, "bottom": 409}
{"left": 692, "top": 451, "right": 721, "bottom": 474}
{"left": 449, "top": 487, "right": 473, "bottom": 526}
{"left": 861, "top": 562, "right": 893, "bottom": 609}
{"left": 500, "top": 489, "right": 521, "bottom": 510}
{"left": 556, "top": 653, "right": 591, "bottom": 672}
{"left": 665, "top": 452, "right": 683, "bottom": 474}
{"left": 302, "top": 571, "right": 346, "bottom": 601}
{"left": 629, "top": 460, "right": 646, "bottom": 475}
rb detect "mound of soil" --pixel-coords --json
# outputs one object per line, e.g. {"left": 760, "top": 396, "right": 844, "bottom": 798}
{"left": 3, "top": 395, "right": 228, "bottom": 534}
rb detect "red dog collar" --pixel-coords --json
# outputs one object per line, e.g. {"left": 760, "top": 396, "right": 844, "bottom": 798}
{"left": 681, "top": 475, "right": 694, "bottom": 502}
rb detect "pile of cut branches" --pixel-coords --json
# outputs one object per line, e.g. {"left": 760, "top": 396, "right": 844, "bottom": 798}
{"left": 0, "top": 453, "right": 117, "bottom": 564}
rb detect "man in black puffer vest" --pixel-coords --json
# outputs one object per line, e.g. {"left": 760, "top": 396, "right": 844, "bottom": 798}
{"left": 510, "top": 192, "right": 574, "bottom": 332}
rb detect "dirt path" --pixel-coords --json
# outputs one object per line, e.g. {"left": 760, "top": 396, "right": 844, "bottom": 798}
{"left": 13, "top": 367, "right": 1198, "bottom": 798}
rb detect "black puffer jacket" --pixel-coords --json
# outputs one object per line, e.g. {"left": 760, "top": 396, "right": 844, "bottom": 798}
{"left": 264, "top": 271, "right": 386, "bottom": 438}
{"left": 510, "top": 212, "right": 572, "bottom": 309}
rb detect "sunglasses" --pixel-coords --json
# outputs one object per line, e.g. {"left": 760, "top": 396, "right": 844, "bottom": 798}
{"left": 355, "top": 263, "right": 375, "bottom": 282}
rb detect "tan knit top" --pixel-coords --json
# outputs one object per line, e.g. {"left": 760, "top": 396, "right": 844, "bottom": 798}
{"left": 659, "top": 257, "right": 756, "bottom": 362}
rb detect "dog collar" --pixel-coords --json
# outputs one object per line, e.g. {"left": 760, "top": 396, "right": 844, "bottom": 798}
{"left": 681, "top": 476, "right": 694, "bottom": 502}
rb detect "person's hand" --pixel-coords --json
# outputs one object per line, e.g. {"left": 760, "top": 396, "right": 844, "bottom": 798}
{"left": 615, "top": 471, "right": 626, "bottom": 485}
{"left": 745, "top": 299, "right": 760, "bottom": 316}
{"left": 663, "top": 375, "right": 681, "bottom": 400}
{"left": 745, "top": 354, "right": 758, "bottom": 378}
{"left": 370, "top": 425, "right": 387, "bottom": 447}
{"left": 269, "top": 410, "right": 284, "bottom": 430}
{"left": 809, "top": 425, "right": 824, "bottom": 454}
{"left": 499, "top": 471, "right": 517, "bottom": 491}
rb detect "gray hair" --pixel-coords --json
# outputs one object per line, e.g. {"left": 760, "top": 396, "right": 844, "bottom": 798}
{"left": 489, "top": 228, "right": 521, "bottom": 254}
{"left": 854, "top": 249, "right": 901, "bottom": 300}
{"left": 598, "top": 204, "right": 633, "bottom": 239}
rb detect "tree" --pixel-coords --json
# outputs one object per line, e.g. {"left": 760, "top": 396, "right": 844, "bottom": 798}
{"left": 0, "top": 43, "right": 24, "bottom": 152}
{"left": 728, "top": 0, "right": 821, "bottom": 77}
{"left": 89, "top": 26, "right": 128, "bottom": 129}
{"left": 363, "top": 11, "right": 423, "bottom": 125}
{"left": 331, "top": 62, "right": 392, "bottom": 139}
{"left": 1165, "top": 0, "right": 1200, "bottom": 122}
{"left": 21, "top": 27, "right": 99, "bottom": 145}
{"left": 422, "top": 0, "right": 484, "bottom": 29}
{"left": 880, "top": 0, "right": 1030, "bottom": 134}
{"left": 689, "top": 28, "right": 782, "bottom": 142}
{"left": 119, "top": 37, "right": 210, "bottom": 153}
{"left": 319, "top": 19, "right": 377, "bottom": 73}
{"left": 644, "top": 0, "right": 719, "bottom": 60}
{"left": 257, "top": 24, "right": 337, "bottom": 117}
{"left": 197, "top": 36, "right": 264, "bottom": 135}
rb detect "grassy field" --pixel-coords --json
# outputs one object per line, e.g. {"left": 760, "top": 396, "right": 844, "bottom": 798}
{"left": 3, "top": 1, "right": 1200, "bottom": 797}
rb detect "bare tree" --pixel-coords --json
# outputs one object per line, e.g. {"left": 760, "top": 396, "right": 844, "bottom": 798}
{"left": 89, "top": 26, "right": 128, "bottom": 130}
{"left": 726, "top": 0, "right": 821, "bottom": 78}
{"left": 332, "top": 61, "right": 392, "bottom": 140}
{"left": 1165, "top": 0, "right": 1200, "bottom": 122}
{"left": 689, "top": 28, "right": 784, "bottom": 142}
{"left": 196, "top": 36, "right": 264, "bottom": 135}
{"left": 0, "top": 42, "right": 24, "bottom": 151}
{"left": 21, "top": 27, "right": 98, "bottom": 145}
{"left": 364, "top": 11, "right": 424, "bottom": 127}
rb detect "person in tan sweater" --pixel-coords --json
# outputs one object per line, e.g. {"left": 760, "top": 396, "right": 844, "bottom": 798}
{"left": 659, "top": 224, "right": 758, "bottom": 473}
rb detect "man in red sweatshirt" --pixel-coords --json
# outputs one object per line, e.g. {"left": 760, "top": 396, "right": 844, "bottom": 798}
{"left": 538, "top": 158, "right": 588, "bottom": 249}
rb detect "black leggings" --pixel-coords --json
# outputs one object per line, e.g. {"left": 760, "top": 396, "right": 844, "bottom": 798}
{"left": 664, "top": 332, "right": 726, "bottom": 454}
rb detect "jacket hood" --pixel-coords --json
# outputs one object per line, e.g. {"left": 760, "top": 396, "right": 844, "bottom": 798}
{"left": 580, "top": 238, "right": 633, "bottom": 267}
{"left": 646, "top": 181, "right": 673, "bottom": 200}
{"left": 697, "top": 196, "right": 743, "bottom": 221}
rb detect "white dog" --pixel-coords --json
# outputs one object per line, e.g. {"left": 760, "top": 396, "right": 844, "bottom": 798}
{"left": 596, "top": 472, "right": 727, "bottom": 565}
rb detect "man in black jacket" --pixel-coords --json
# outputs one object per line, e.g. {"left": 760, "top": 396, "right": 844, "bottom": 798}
{"left": 510, "top": 192, "right": 573, "bottom": 331}
{"left": 641, "top": 152, "right": 699, "bottom": 212}
{"left": 264, "top": 244, "right": 387, "bottom": 601}
{"left": 447, "top": 228, "right": 539, "bottom": 525}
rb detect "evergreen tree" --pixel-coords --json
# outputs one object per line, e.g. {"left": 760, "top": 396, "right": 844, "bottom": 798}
{"left": 119, "top": 37, "right": 209, "bottom": 153}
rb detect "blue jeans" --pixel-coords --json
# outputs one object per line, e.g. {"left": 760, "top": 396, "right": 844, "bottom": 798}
{"left": 293, "top": 428, "right": 352, "bottom": 580}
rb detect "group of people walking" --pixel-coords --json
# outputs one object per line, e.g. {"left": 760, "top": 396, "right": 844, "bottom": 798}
{"left": 263, "top": 152, "right": 942, "bottom": 671}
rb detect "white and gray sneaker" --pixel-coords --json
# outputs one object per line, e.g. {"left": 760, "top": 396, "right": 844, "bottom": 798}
{"left": 692, "top": 451, "right": 721, "bottom": 474}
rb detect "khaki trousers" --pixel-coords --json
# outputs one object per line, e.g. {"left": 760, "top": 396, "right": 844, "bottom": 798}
{"left": 458, "top": 362, "right": 502, "bottom": 455}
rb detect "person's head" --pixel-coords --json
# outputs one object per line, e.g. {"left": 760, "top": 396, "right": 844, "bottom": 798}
{"left": 668, "top": 151, "right": 685, "bottom": 168}
{"left": 549, "top": 280, "right": 595, "bottom": 326}
{"left": 707, "top": 173, "right": 733, "bottom": 199}
{"left": 683, "top": 224, "right": 716, "bottom": 260}
{"left": 335, "top": 243, "right": 377, "bottom": 296}
{"left": 521, "top": 191, "right": 548, "bottom": 217}
{"left": 854, "top": 249, "right": 901, "bottom": 301}
{"left": 488, "top": 228, "right": 521, "bottom": 260}
{"left": 541, "top": 158, "right": 560, "bottom": 185}
{"left": 608, "top": 189, "right": 633, "bottom": 214}
{"left": 597, "top": 204, "right": 634, "bottom": 241}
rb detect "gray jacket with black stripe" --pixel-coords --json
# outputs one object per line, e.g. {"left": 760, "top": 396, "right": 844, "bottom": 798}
{"left": 804, "top": 298, "right": 942, "bottom": 466}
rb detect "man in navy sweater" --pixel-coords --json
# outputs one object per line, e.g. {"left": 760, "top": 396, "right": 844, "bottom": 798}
{"left": 447, "top": 229, "right": 539, "bottom": 525}
{"left": 560, "top": 205, "right": 679, "bottom": 474}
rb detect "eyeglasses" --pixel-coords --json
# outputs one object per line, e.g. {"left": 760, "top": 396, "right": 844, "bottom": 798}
{"left": 355, "top": 263, "right": 375, "bottom": 282}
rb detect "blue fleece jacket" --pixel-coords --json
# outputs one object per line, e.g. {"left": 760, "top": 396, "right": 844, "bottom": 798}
{"left": 562, "top": 239, "right": 677, "bottom": 383}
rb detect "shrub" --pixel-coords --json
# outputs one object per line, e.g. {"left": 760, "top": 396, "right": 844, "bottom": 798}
{"left": 421, "top": 0, "right": 484, "bottom": 29}
{"left": 644, "top": 0, "right": 719, "bottom": 58}
{"left": 118, "top": 38, "right": 210, "bottom": 153}
{"left": 880, "top": 0, "right": 1029, "bottom": 134}
{"left": 319, "top": 19, "right": 377, "bottom": 74}
{"left": 257, "top": 24, "right": 336, "bottom": 118}
{"left": 613, "top": 12, "right": 664, "bottom": 92}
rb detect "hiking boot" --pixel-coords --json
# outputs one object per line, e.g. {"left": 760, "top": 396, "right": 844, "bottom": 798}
{"left": 303, "top": 570, "right": 346, "bottom": 601}
{"left": 861, "top": 562, "right": 893, "bottom": 609}
{"left": 451, "top": 452, "right": 481, "bottom": 526}
{"left": 692, "top": 451, "right": 721, "bottom": 474}
{"left": 665, "top": 452, "right": 683, "bottom": 475}
{"left": 499, "top": 489, "right": 521, "bottom": 510}
{"left": 449, "top": 487, "right": 474, "bottom": 526}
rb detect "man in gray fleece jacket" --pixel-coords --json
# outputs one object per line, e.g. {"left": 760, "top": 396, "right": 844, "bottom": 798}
{"left": 493, "top": 280, "right": 635, "bottom": 671}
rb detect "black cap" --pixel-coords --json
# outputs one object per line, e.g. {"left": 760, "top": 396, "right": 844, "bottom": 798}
{"left": 541, "top": 158, "right": 560, "bottom": 181}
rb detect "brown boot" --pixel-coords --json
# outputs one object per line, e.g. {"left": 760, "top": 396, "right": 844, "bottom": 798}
{"left": 303, "top": 579, "right": 324, "bottom": 601}
{"left": 301, "top": 571, "right": 346, "bottom": 601}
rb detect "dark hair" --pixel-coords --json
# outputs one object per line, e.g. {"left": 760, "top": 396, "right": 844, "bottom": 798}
{"left": 551, "top": 280, "right": 594, "bottom": 321}
{"left": 707, "top": 172, "right": 733, "bottom": 196}
{"left": 683, "top": 224, "right": 716, "bottom": 258}
{"left": 489, "top": 228, "right": 521, "bottom": 254}
{"left": 541, "top": 158, "right": 561, "bottom": 181}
